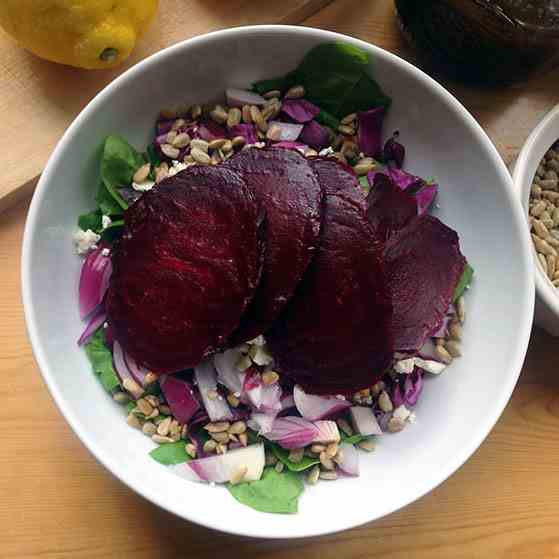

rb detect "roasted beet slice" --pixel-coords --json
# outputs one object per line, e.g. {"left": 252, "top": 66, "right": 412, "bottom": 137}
{"left": 384, "top": 215, "right": 466, "bottom": 353}
{"left": 366, "top": 172, "right": 417, "bottom": 240}
{"left": 268, "top": 159, "right": 393, "bottom": 395}
{"left": 225, "top": 147, "right": 323, "bottom": 344}
{"left": 106, "top": 166, "right": 263, "bottom": 374}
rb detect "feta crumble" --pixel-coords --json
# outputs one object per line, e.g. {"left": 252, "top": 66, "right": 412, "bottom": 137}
{"left": 101, "top": 215, "right": 112, "bottom": 230}
{"left": 319, "top": 147, "right": 334, "bottom": 157}
{"left": 73, "top": 228, "right": 100, "bottom": 255}
{"left": 167, "top": 160, "right": 188, "bottom": 177}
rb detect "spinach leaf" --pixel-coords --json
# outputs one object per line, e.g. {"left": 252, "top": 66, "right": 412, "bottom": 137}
{"left": 100, "top": 135, "right": 144, "bottom": 211}
{"left": 149, "top": 441, "right": 190, "bottom": 465}
{"left": 358, "top": 175, "right": 370, "bottom": 194}
{"left": 227, "top": 467, "right": 304, "bottom": 514}
{"left": 145, "top": 144, "right": 162, "bottom": 180}
{"left": 269, "top": 443, "right": 319, "bottom": 472}
{"left": 84, "top": 329, "right": 120, "bottom": 393}
{"left": 337, "top": 73, "right": 392, "bottom": 117}
{"left": 253, "top": 72, "right": 295, "bottom": 95}
{"left": 315, "top": 108, "right": 340, "bottom": 130}
{"left": 341, "top": 433, "right": 373, "bottom": 445}
{"left": 96, "top": 182, "right": 124, "bottom": 216}
{"left": 78, "top": 209, "right": 103, "bottom": 233}
{"left": 453, "top": 262, "right": 474, "bottom": 302}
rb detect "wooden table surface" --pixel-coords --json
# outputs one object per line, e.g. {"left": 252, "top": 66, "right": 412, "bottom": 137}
{"left": 2, "top": 1, "right": 559, "bottom": 557}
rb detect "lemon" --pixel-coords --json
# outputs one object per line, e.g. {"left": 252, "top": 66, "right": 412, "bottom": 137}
{"left": 0, "top": 0, "right": 159, "bottom": 69}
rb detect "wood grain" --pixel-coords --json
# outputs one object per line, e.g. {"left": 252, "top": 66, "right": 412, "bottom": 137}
{"left": 0, "top": 0, "right": 333, "bottom": 213}
{"left": 2, "top": 1, "right": 559, "bottom": 557}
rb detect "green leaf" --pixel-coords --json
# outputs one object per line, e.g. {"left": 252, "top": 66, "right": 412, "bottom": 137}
{"left": 149, "top": 441, "right": 190, "bottom": 465}
{"left": 337, "top": 73, "right": 392, "bottom": 117}
{"left": 78, "top": 209, "right": 103, "bottom": 233}
{"left": 84, "top": 329, "right": 120, "bottom": 393}
{"left": 269, "top": 443, "right": 319, "bottom": 472}
{"left": 453, "top": 262, "right": 474, "bottom": 302}
{"left": 315, "top": 109, "right": 340, "bottom": 130}
{"left": 145, "top": 144, "right": 162, "bottom": 180}
{"left": 100, "top": 219, "right": 124, "bottom": 244}
{"left": 96, "top": 182, "right": 124, "bottom": 216}
{"left": 252, "top": 72, "right": 295, "bottom": 95}
{"left": 126, "top": 401, "right": 136, "bottom": 413}
{"left": 358, "top": 175, "right": 370, "bottom": 194}
{"left": 341, "top": 433, "right": 373, "bottom": 445}
{"left": 227, "top": 467, "right": 304, "bottom": 514}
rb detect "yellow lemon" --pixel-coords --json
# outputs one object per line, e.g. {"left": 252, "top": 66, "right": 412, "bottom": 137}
{"left": 0, "top": 0, "right": 159, "bottom": 69}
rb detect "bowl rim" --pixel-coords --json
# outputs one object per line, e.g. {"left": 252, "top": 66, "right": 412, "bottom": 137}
{"left": 21, "top": 24, "right": 535, "bottom": 538}
{"left": 513, "top": 102, "right": 559, "bottom": 320}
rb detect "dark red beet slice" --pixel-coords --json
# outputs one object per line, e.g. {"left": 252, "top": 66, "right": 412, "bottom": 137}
{"left": 225, "top": 147, "right": 323, "bottom": 344}
{"left": 366, "top": 172, "right": 417, "bottom": 240}
{"left": 268, "top": 159, "right": 393, "bottom": 395}
{"left": 383, "top": 215, "right": 466, "bottom": 353}
{"left": 106, "top": 166, "right": 263, "bottom": 374}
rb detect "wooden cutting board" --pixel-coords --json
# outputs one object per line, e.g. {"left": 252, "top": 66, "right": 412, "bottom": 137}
{"left": 0, "top": 0, "right": 333, "bottom": 213}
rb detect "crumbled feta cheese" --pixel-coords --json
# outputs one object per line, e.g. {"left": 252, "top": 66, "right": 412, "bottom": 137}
{"left": 101, "top": 248, "right": 110, "bottom": 257}
{"left": 392, "top": 405, "right": 411, "bottom": 422}
{"left": 414, "top": 357, "right": 446, "bottom": 375}
{"left": 101, "top": 215, "right": 112, "bottom": 230}
{"left": 132, "top": 179, "right": 155, "bottom": 192}
{"left": 319, "top": 147, "right": 334, "bottom": 157}
{"left": 167, "top": 160, "right": 187, "bottom": 177}
{"left": 251, "top": 345, "right": 273, "bottom": 366}
{"left": 407, "top": 412, "right": 416, "bottom": 424}
{"left": 394, "top": 358, "right": 415, "bottom": 374}
{"left": 103, "top": 322, "right": 109, "bottom": 329}
{"left": 244, "top": 142, "right": 265, "bottom": 150}
{"left": 73, "top": 228, "right": 100, "bottom": 255}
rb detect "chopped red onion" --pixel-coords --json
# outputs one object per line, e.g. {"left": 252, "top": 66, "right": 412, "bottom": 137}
{"left": 281, "top": 98, "right": 320, "bottom": 123}
{"left": 299, "top": 120, "right": 330, "bottom": 149}
{"left": 280, "top": 393, "right": 295, "bottom": 411}
{"left": 293, "top": 385, "right": 352, "bottom": 421}
{"left": 226, "top": 88, "right": 266, "bottom": 108}
{"left": 160, "top": 375, "right": 200, "bottom": 424}
{"left": 123, "top": 351, "right": 149, "bottom": 387}
{"left": 337, "top": 442, "right": 360, "bottom": 476}
{"left": 79, "top": 245, "right": 112, "bottom": 319}
{"left": 194, "top": 360, "right": 233, "bottom": 422}
{"left": 172, "top": 443, "right": 265, "bottom": 483}
{"left": 263, "top": 416, "right": 319, "bottom": 449}
{"left": 197, "top": 121, "right": 227, "bottom": 142}
{"left": 77, "top": 305, "right": 106, "bottom": 346}
{"left": 229, "top": 123, "right": 258, "bottom": 145}
{"left": 112, "top": 340, "right": 143, "bottom": 399}
{"left": 213, "top": 349, "right": 244, "bottom": 394}
{"left": 349, "top": 406, "right": 382, "bottom": 436}
{"left": 247, "top": 412, "right": 277, "bottom": 435}
{"left": 313, "top": 420, "right": 340, "bottom": 443}
{"left": 357, "top": 107, "right": 385, "bottom": 157}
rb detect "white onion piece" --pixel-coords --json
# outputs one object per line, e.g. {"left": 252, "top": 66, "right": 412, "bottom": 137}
{"left": 113, "top": 341, "right": 143, "bottom": 399}
{"left": 293, "top": 385, "right": 352, "bottom": 421}
{"left": 247, "top": 412, "right": 277, "bottom": 435}
{"left": 226, "top": 88, "right": 266, "bottom": 108}
{"left": 194, "top": 360, "right": 233, "bottom": 422}
{"left": 394, "top": 358, "right": 415, "bottom": 374}
{"left": 259, "top": 383, "right": 282, "bottom": 413}
{"left": 171, "top": 443, "right": 265, "bottom": 483}
{"left": 313, "top": 420, "right": 340, "bottom": 443}
{"left": 269, "top": 120, "right": 304, "bottom": 142}
{"left": 213, "top": 349, "right": 244, "bottom": 394}
{"left": 337, "top": 442, "right": 360, "bottom": 476}
{"left": 349, "top": 406, "right": 382, "bottom": 436}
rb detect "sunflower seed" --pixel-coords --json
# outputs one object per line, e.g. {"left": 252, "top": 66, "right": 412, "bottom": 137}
{"left": 310, "top": 444, "right": 326, "bottom": 454}
{"left": 216, "top": 443, "right": 228, "bottom": 455}
{"left": 211, "top": 431, "right": 229, "bottom": 443}
{"left": 262, "top": 370, "right": 279, "bottom": 385}
{"left": 205, "top": 421, "right": 230, "bottom": 433}
{"left": 231, "top": 135, "right": 246, "bottom": 149}
{"left": 531, "top": 200, "right": 547, "bottom": 217}
{"left": 533, "top": 234, "right": 557, "bottom": 256}
{"left": 357, "top": 439, "right": 376, "bottom": 452}
{"left": 378, "top": 390, "right": 393, "bottom": 412}
{"left": 159, "top": 404, "right": 171, "bottom": 416}
{"left": 275, "top": 461, "right": 284, "bottom": 473}
{"left": 239, "top": 433, "right": 248, "bottom": 447}
{"left": 285, "top": 85, "right": 305, "bottom": 98}
{"left": 155, "top": 162, "right": 169, "bottom": 183}
{"left": 142, "top": 421, "right": 157, "bottom": 436}
{"left": 226, "top": 107, "right": 242, "bottom": 128}
{"left": 456, "top": 295, "right": 466, "bottom": 323}
{"left": 228, "top": 421, "right": 246, "bottom": 435}
{"left": 338, "top": 124, "right": 355, "bottom": 136}
{"left": 288, "top": 448, "right": 305, "bottom": 463}
{"left": 203, "top": 439, "right": 218, "bottom": 453}
{"left": 133, "top": 163, "right": 151, "bottom": 183}
{"left": 241, "top": 104, "right": 252, "bottom": 123}
{"left": 136, "top": 398, "right": 153, "bottom": 416}
{"left": 113, "top": 391, "right": 130, "bottom": 404}
{"left": 266, "top": 123, "right": 282, "bottom": 141}
{"left": 532, "top": 184, "right": 542, "bottom": 198}
{"left": 227, "top": 393, "right": 240, "bottom": 408}
{"left": 540, "top": 179, "right": 558, "bottom": 190}
{"left": 191, "top": 147, "right": 211, "bottom": 165}
{"left": 448, "top": 321, "right": 462, "bottom": 340}
{"left": 435, "top": 343, "right": 453, "bottom": 364}
{"left": 319, "top": 452, "right": 335, "bottom": 470}
{"left": 538, "top": 253, "right": 548, "bottom": 274}
{"left": 152, "top": 434, "right": 174, "bottom": 444}
{"left": 307, "top": 465, "right": 320, "bottom": 485}
{"left": 172, "top": 133, "right": 191, "bottom": 148}
{"left": 319, "top": 471, "right": 338, "bottom": 481}
{"left": 341, "top": 113, "right": 357, "bottom": 124}
{"left": 325, "top": 442, "right": 339, "bottom": 458}
{"left": 185, "top": 443, "right": 197, "bottom": 458}
{"left": 126, "top": 413, "right": 142, "bottom": 429}
{"left": 533, "top": 219, "right": 550, "bottom": 238}
{"left": 230, "top": 466, "right": 248, "bottom": 485}
{"left": 354, "top": 161, "right": 375, "bottom": 176}
{"left": 210, "top": 105, "right": 228, "bottom": 124}
{"left": 160, "top": 144, "right": 180, "bottom": 159}
{"left": 206, "top": 389, "right": 218, "bottom": 400}
{"left": 547, "top": 254, "right": 557, "bottom": 279}
{"left": 387, "top": 417, "right": 406, "bottom": 433}
{"left": 445, "top": 340, "right": 462, "bottom": 358}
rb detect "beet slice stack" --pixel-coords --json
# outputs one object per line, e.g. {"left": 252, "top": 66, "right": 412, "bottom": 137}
{"left": 106, "top": 165, "right": 263, "bottom": 374}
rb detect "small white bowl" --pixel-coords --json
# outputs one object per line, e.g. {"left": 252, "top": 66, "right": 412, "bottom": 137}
{"left": 22, "top": 25, "right": 534, "bottom": 538}
{"left": 513, "top": 104, "right": 559, "bottom": 336}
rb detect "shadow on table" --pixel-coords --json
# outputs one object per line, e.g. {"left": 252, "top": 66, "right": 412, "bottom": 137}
{"left": 521, "top": 326, "right": 559, "bottom": 386}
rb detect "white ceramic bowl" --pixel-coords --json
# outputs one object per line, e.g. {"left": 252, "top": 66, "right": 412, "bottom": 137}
{"left": 513, "top": 103, "right": 559, "bottom": 336}
{"left": 22, "top": 25, "right": 534, "bottom": 538}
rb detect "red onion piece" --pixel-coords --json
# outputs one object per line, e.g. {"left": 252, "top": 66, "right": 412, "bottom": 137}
{"left": 313, "top": 420, "right": 340, "bottom": 444}
{"left": 263, "top": 416, "right": 319, "bottom": 449}
{"left": 213, "top": 349, "right": 244, "bottom": 394}
{"left": 337, "top": 442, "right": 360, "bottom": 476}
{"left": 197, "top": 121, "right": 227, "bottom": 142}
{"left": 281, "top": 98, "right": 320, "bottom": 123}
{"left": 173, "top": 443, "right": 265, "bottom": 483}
{"left": 299, "top": 120, "right": 330, "bottom": 149}
{"left": 123, "top": 351, "right": 149, "bottom": 387}
{"left": 229, "top": 123, "right": 258, "bottom": 145}
{"left": 280, "top": 393, "right": 295, "bottom": 411}
{"left": 79, "top": 246, "right": 112, "bottom": 319}
{"left": 349, "top": 406, "right": 382, "bottom": 436}
{"left": 113, "top": 340, "right": 143, "bottom": 399}
{"left": 242, "top": 369, "right": 263, "bottom": 409}
{"left": 194, "top": 360, "right": 233, "bottom": 422}
{"left": 226, "top": 88, "right": 266, "bottom": 108}
{"left": 247, "top": 411, "right": 277, "bottom": 435}
{"left": 77, "top": 305, "right": 106, "bottom": 346}
{"left": 293, "top": 385, "right": 352, "bottom": 421}
{"left": 268, "top": 121, "right": 303, "bottom": 142}
{"left": 260, "top": 383, "right": 282, "bottom": 414}
{"left": 357, "top": 106, "right": 385, "bottom": 157}
{"left": 160, "top": 375, "right": 200, "bottom": 424}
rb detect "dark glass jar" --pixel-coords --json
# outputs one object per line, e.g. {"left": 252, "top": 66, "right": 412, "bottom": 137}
{"left": 395, "top": 0, "right": 559, "bottom": 84}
